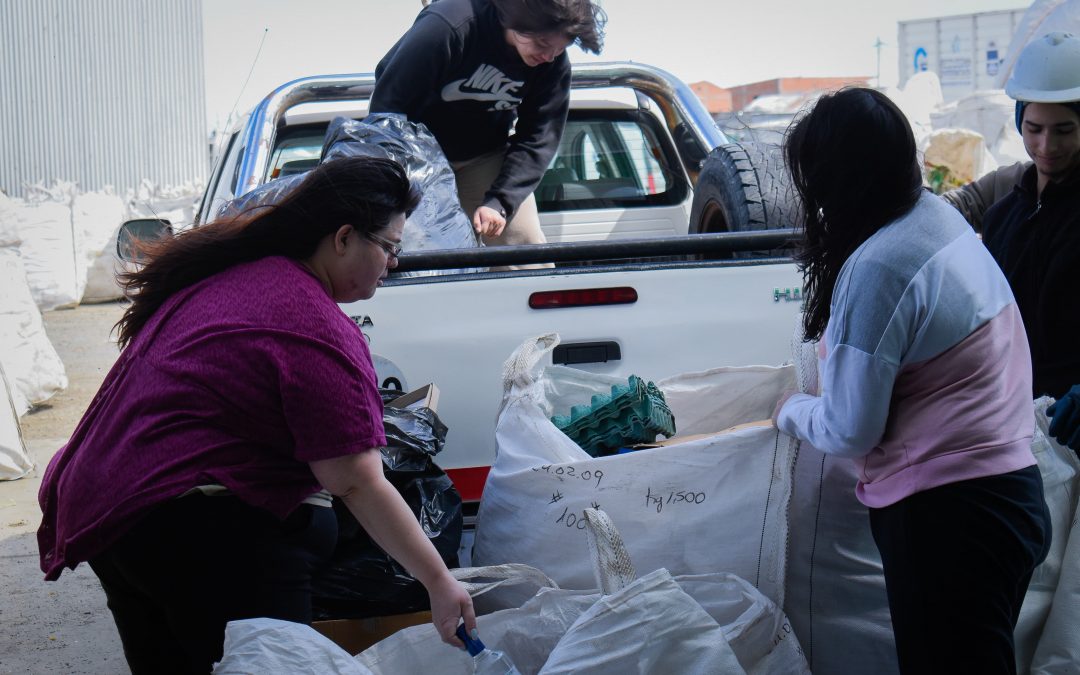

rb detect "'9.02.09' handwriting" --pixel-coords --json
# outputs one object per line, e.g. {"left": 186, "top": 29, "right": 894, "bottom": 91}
{"left": 532, "top": 464, "right": 604, "bottom": 488}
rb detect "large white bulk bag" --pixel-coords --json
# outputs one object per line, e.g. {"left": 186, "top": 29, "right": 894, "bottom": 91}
{"left": 784, "top": 445, "right": 899, "bottom": 674}
{"left": 11, "top": 193, "right": 80, "bottom": 311}
{"left": 125, "top": 179, "right": 201, "bottom": 231}
{"left": 360, "top": 509, "right": 808, "bottom": 674}
{"left": 73, "top": 192, "right": 127, "bottom": 303}
{"left": 782, "top": 327, "right": 897, "bottom": 671}
{"left": 213, "top": 618, "right": 375, "bottom": 675}
{"left": 0, "top": 191, "right": 20, "bottom": 245}
{"left": 1024, "top": 398, "right": 1080, "bottom": 674}
{"left": 472, "top": 333, "right": 797, "bottom": 606}
{"left": 784, "top": 340, "right": 1080, "bottom": 675}
{"left": 929, "top": 91, "right": 1026, "bottom": 168}
{"left": 0, "top": 249, "right": 68, "bottom": 413}
{"left": 0, "top": 362, "right": 33, "bottom": 480}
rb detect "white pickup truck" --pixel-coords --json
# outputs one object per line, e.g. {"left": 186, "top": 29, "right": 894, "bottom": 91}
{"left": 174, "top": 62, "right": 805, "bottom": 502}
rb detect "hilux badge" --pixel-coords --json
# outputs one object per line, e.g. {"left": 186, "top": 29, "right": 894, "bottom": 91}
{"left": 773, "top": 287, "right": 802, "bottom": 303}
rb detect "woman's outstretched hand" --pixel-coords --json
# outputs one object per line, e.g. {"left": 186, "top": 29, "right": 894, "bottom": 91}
{"left": 427, "top": 572, "right": 475, "bottom": 649}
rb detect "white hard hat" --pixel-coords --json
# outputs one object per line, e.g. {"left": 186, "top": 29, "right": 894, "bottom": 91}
{"left": 1005, "top": 32, "right": 1080, "bottom": 103}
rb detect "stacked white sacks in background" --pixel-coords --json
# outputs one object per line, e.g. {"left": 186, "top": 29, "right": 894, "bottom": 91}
{"left": 0, "top": 180, "right": 201, "bottom": 480}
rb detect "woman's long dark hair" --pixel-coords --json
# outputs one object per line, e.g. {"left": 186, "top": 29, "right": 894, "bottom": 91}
{"left": 784, "top": 87, "right": 924, "bottom": 342}
{"left": 116, "top": 156, "right": 420, "bottom": 349}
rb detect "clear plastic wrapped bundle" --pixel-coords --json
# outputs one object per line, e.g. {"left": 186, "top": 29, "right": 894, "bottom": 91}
{"left": 214, "top": 172, "right": 306, "bottom": 223}
{"left": 217, "top": 114, "right": 482, "bottom": 276}
{"left": 323, "top": 114, "right": 483, "bottom": 274}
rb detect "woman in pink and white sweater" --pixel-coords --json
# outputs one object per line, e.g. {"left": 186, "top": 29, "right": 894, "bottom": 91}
{"left": 775, "top": 87, "right": 1051, "bottom": 675}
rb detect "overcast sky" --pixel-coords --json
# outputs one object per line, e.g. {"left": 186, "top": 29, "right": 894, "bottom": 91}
{"left": 202, "top": 0, "right": 1028, "bottom": 131}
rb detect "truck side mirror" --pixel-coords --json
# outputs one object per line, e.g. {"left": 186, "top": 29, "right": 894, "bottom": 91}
{"left": 117, "top": 219, "right": 173, "bottom": 263}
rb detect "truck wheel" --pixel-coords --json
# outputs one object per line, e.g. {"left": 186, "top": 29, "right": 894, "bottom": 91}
{"left": 689, "top": 142, "right": 800, "bottom": 233}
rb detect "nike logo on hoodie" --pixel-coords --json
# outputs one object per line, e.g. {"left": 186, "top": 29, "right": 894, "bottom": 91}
{"left": 442, "top": 64, "right": 523, "bottom": 110}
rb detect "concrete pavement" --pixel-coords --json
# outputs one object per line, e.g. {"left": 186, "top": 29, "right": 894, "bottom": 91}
{"left": 1, "top": 302, "right": 128, "bottom": 675}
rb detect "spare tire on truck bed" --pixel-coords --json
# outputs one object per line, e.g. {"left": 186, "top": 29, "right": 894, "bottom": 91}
{"left": 689, "top": 142, "right": 801, "bottom": 233}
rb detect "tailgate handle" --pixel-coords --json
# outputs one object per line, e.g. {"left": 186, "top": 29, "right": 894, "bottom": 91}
{"left": 553, "top": 341, "right": 621, "bottom": 365}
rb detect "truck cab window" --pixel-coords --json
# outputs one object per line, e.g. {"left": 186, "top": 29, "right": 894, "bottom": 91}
{"left": 266, "top": 124, "right": 327, "bottom": 181}
{"left": 537, "top": 111, "right": 686, "bottom": 212}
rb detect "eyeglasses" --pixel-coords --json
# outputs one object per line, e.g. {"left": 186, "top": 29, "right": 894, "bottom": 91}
{"left": 365, "top": 231, "right": 403, "bottom": 260}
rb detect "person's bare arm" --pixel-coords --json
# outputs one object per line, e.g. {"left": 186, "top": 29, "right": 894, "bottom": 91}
{"left": 309, "top": 450, "right": 474, "bottom": 646}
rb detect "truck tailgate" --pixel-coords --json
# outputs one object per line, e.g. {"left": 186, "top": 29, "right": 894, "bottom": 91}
{"left": 340, "top": 261, "right": 803, "bottom": 492}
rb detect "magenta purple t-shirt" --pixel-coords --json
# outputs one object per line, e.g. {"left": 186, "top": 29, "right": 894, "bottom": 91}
{"left": 38, "top": 256, "right": 386, "bottom": 580}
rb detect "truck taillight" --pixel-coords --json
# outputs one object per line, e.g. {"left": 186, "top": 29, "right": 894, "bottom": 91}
{"left": 446, "top": 466, "right": 490, "bottom": 503}
{"left": 528, "top": 287, "right": 638, "bottom": 309}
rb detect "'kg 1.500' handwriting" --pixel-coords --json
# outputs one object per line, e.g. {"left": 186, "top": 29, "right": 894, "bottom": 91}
{"left": 645, "top": 486, "right": 706, "bottom": 513}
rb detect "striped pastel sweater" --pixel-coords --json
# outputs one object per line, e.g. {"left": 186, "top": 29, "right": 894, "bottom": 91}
{"left": 778, "top": 191, "right": 1036, "bottom": 508}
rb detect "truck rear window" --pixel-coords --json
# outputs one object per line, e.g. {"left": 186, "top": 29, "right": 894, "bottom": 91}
{"left": 537, "top": 110, "right": 688, "bottom": 212}
{"left": 256, "top": 111, "right": 688, "bottom": 213}
{"left": 267, "top": 124, "right": 333, "bottom": 181}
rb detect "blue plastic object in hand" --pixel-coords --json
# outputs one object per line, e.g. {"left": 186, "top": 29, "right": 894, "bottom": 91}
{"left": 455, "top": 624, "right": 521, "bottom": 674}
{"left": 456, "top": 623, "right": 486, "bottom": 656}
{"left": 1047, "top": 384, "right": 1080, "bottom": 451}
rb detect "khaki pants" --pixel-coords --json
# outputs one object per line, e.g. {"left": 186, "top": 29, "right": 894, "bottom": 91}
{"left": 451, "top": 150, "right": 552, "bottom": 270}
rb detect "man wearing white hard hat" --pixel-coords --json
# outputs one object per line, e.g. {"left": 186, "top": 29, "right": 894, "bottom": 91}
{"left": 981, "top": 32, "right": 1080, "bottom": 455}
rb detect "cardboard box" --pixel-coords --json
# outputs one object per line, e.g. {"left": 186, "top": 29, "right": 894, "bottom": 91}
{"left": 312, "top": 611, "right": 432, "bottom": 655}
{"left": 386, "top": 383, "right": 440, "bottom": 413}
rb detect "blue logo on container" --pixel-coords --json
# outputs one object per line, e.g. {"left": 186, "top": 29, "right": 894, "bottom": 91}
{"left": 914, "top": 47, "right": 928, "bottom": 73}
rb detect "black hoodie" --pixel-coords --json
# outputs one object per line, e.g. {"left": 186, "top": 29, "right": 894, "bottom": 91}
{"left": 370, "top": 0, "right": 571, "bottom": 218}
{"left": 982, "top": 162, "right": 1080, "bottom": 398}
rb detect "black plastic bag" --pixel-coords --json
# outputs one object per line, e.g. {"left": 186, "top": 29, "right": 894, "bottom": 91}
{"left": 311, "top": 390, "right": 462, "bottom": 620}
{"left": 382, "top": 405, "right": 447, "bottom": 471}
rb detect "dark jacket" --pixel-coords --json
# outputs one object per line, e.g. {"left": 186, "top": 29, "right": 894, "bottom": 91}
{"left": 982, "top": 163, "right": 1080, "bottom": 398}
{"left": 370, "top": 0, "right": 571, "bottom": 218}
{"left": 942, "top": 161, "right": 1029, "bottom": 233}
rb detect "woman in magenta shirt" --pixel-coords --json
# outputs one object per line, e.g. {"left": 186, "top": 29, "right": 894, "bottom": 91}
{"left": 38, "top": 156, "right": 474, "bottom": 673}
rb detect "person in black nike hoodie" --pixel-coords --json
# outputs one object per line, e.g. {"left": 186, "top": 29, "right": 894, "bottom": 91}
{"left": 371, "top": 0, "right": 604, "bottom": 252}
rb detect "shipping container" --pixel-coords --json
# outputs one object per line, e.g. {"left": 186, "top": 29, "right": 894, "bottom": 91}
{"left": 898, "top": 8, "right": 1026, "bottom": 102}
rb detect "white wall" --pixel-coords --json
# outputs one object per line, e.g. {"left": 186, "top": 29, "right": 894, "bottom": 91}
{"left": 0, "top": 0, "right": 208, "bottom": 198}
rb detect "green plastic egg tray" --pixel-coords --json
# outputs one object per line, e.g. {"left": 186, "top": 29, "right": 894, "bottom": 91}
{"left": 550, "top": 375, "right": 676, "bottom": 457}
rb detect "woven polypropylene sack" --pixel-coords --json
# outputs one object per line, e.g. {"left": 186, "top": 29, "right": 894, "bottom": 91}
{"left": 539, "top": 567, "right": 745, "bottom": 674}
{"left": 212, "top": 618, "right": 374, "bottom": 674}
{"left": 1025, "top": 397, "right": 1080, "bottom": 674}
{"left": 0, "top": 249, "right": 68, "bottom": 414}
{"left": 783, "top": 331, "right": 1079, "bottom": 674}
{"left": 782, "top": 327, "right": 898, "bottom": 673}
{"left": 361, "top": 511, "right": 809, "bottom": 674}
{"left": 474, "top": 333, "right": 798, "bottom": 606}
{"left": 0, "top": 362, "right": 32, "bottom": 480}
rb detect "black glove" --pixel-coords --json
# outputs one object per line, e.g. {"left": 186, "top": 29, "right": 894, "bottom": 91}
{"left": 1047, "top": 384, "right": 1080, "bottom": 451}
